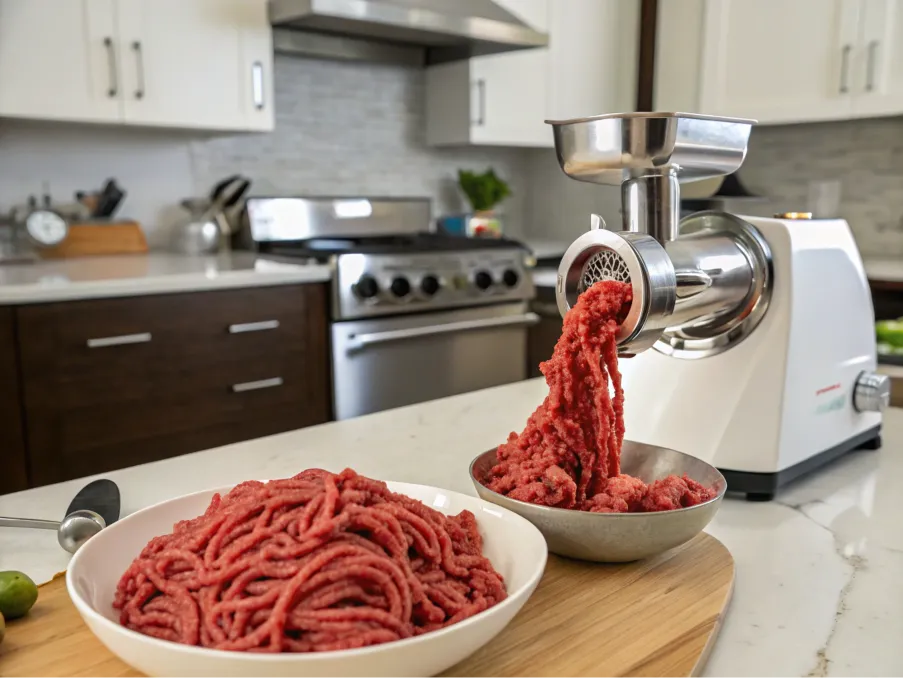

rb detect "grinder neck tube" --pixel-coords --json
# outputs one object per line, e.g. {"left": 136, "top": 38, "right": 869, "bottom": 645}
{"left": 620, "top": 170, "right": 681, "bottom": 243}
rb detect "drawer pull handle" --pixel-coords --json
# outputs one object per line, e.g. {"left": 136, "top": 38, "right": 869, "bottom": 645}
{"left": 87, "top": 332, "right": 152, "bottom": 348}
{"left": 232, "top": 377, "right": 283, "bottom": 393}
{"left": 229, "top": 320, "right": 280, "bottom": 334}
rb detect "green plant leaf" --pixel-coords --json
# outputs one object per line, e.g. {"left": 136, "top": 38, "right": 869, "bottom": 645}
{"left": 458, "top": 168, "right": 511, "bottom": 212}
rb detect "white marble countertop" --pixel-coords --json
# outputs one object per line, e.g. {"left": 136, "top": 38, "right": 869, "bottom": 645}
{"left": 1, "top": 378, "right": 900, "bottom": 676}
{"left": 0, "top": 252, "right": 331, "bottom": 304}
{"left": 864, "top": 256, "right": 903, "bottom": 282}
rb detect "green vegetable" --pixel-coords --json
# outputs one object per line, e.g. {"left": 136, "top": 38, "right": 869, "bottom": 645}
{"left": 0, "top": 571, "right": 38, "bottom": 619}
{"left": 457, "top": 168, "right": 511, "bottom": 212}
{"left": 876, "top": 319, "right": 903, "bottom": 348}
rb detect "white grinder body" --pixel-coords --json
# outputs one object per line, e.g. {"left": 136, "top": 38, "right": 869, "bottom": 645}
{"left": 618, "top": 215, "right": 882, "bottom": 476}
{"left": 547, "top": 112, "right": 888, "bottom": 496}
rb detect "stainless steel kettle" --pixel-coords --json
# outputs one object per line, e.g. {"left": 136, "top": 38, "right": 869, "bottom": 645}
{"left": 170, "top": 176, "right": 251, "bottom": 255}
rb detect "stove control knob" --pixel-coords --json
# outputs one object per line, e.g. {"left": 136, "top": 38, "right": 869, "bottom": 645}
{"left": 474, "top": 271, "right": 493, "bottom": 291}
{"left": 420, "top": 275, "right": 441, "bottom": 296}
{"left": 853, "top": 371, "right": 891, "bottom": 412}
{"left": 355, "top": 275, "right": 379, "bottom": 299}
{"left": 390, "top": 276, "right": 411, "bottom": 298}
{"left": 502, "top": 269, "right": 520, "bottom": 287}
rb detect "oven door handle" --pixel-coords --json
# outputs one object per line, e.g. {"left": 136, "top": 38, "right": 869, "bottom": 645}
{"left": 346, "top": 312, "right": 540, "bottom": 353}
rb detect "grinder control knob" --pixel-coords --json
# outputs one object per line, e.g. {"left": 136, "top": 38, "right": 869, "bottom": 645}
{"left": 853, "top": 372, "right": 891, "bottom": 412}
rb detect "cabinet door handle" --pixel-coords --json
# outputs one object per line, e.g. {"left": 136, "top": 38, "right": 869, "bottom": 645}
{"left": 866, "top": 40, "right": 879, "bottom": 91}
{"left": 839, "top": 44, "right": 852, "bottom": 93}
{"left": 473, "top": 79, "right": 486, "bottom": 126}
{"left": 87, "top": 332, "right": 152, "bottom": 348}
{"left": 229, "top": 320, "right": 280, "bottom": 334}
{"left": 231, "top": 377, "right": 283, "bottom": 393}
{"left": 132, "top": 41, "right": 145, "bottom": 100}
{"left": 103, "top": 37, "right": 117, "bottom": 98}
{"left": 252, "top": 61, "right": 265, "bottom": 110}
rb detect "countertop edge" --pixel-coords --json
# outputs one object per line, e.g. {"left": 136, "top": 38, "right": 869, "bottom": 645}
{"left": 0, "top": 266, "right": 332, "bottom": 305}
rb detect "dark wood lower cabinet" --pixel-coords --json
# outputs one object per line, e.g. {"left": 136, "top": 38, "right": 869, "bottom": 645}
{"left": 527, "top": 297, "right": 563, "bottom": 379}
{"left": 15, "top": 283, "right": 331, "bottom": 488}
{"left": 0, "top": 307, "right": 29, "bottom": 494}
{"left": 870, "top": 281, "right": 903, "bottom": 320}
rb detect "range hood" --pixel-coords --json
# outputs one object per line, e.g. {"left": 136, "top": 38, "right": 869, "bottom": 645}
{"left": 269, "top": 0, "right": 549, "bottom": 67}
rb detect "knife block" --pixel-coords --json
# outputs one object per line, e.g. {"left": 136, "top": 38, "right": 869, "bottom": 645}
{"left": 38, "top": 221, "right": 148, "bottom": 259}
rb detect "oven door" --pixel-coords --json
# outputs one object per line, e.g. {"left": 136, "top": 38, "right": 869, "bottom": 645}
{"left": 331, "top": 302, "right": 539, "bottom": 420}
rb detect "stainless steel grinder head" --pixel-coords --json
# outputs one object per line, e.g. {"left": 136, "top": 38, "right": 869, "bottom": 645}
{"left": 557, "top": 219, "right": 676, "bottom": 356}
{"left": 548, "top": 112, "right": 759, "bottom": 355}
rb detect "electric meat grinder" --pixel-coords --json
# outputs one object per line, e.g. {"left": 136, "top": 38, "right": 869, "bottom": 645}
{"left": 548, "top": 112, "right": 889, "bottom": 500}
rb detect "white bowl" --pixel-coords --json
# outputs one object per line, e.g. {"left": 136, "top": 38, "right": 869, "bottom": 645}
{"left": 67, "top": 481, "right": 548, "bottom": 677}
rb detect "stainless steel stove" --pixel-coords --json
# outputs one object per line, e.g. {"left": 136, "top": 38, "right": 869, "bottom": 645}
{"left": 240, "top": 197, "right": 537, "bottom": 420}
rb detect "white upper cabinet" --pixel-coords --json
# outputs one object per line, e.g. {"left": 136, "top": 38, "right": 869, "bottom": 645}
{"left": 0, "top": 0, "right": 121, "bottom": 124}
{"left": 546, "top": 0, "right": 639, "bottom": 121}
{"left": 426, "top": 0, "right": 638, "bottom": 148}
{"left": 0, "top": 0, "right": 273, "bottom": 132}
{"left": 852, "top": 0, "right": 903, "bottom": 117}
{"left": 656, "top": 0, "right": 903, "bottom": 125}
{"left": 117, "top": 0, "right": 273, "bottom": 131}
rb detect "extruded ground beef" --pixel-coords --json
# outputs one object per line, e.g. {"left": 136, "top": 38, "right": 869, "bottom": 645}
{"left": 114, "top": 469, "right": 506, "bottom": 652}
{"left": 484, "top": 280, "right": 715, "bottom": 513}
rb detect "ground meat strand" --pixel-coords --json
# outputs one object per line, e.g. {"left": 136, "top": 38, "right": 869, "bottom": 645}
{"left": 484, "top": 280, "right": 715, "bottom": 512}
{"left": 114, "top": 469, "right": 506, "bottom": 652}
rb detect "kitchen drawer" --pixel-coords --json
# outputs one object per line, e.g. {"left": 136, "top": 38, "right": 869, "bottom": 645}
{"left": 17, "top": 283, "right": 331, "bottom": 487}
{"left": 16, "top": 285, "right": 324, "bottom": 378}
{"left": 26, "top": 357, "right": 318, "bottom": 485}
{"left": 0, "top": 307, "right": 28, "bottom": 494}
{"left": 18, "top": 285, "right": 329, "bottom": 408}
{"left": 158, "top": 285, "right": 327, "bottom": 368}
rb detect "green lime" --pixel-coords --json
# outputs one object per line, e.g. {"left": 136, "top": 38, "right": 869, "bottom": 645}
{"left": 0, "top": 571, "right": 38, "bottom": 619}
{"left": 876, "top": 320, "right": 903, "bottom": 348}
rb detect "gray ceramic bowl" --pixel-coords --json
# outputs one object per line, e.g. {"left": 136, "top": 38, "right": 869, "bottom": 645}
{"left": 469, "top": 441, "right": 726, "bottom": 562}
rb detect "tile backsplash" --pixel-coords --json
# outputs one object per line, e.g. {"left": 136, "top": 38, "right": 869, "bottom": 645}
{"left": 520, "top": 116, "right": 903, "bottom": 258}
{"left": 735, "top": 116, "right": 903, "bottom": 256}
{"left": 1, "top": 53, "right": 901, "bottom": 256}
{"left": 0, "top": 56, "right": 531, "bottom": 246}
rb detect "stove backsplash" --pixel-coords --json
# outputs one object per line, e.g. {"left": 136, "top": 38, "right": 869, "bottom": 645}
{"left": 521, "top": 115, "right": 903, "bottom": 258}
{"left": 0, "top": 56, "right": 531, "bottom": 247}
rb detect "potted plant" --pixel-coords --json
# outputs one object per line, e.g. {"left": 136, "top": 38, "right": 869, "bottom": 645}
{"left": 445, "top": 168, "right": 511, "bottom": 238}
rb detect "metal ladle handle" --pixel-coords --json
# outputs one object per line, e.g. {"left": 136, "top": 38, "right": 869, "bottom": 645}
{"left": 0, "top": 517, "right": 60, "bottom": 530}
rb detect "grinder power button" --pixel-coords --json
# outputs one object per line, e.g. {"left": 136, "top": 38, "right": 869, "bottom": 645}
{"left": 853, "top": 372, "right": 891, "bottom": 412}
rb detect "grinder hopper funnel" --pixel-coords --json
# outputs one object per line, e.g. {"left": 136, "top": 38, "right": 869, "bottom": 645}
{"left": 545, "top": 111, "right": 757, "bottom": 243}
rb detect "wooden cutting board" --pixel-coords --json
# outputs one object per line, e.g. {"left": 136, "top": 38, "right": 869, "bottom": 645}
{"left": 0, "top": 533, "right": 734, "bottom": 677}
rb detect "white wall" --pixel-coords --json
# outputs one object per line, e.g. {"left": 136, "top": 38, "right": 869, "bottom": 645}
{"left": 0, "top": 123, "right": 196, "bottom": 246}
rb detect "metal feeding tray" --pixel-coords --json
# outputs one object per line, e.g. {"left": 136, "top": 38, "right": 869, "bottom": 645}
{"left": 470, "top": 441, "right": 726, "bottom": 563}
{"left": 544, "top": 111, "right": 757, "bottom": 186}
